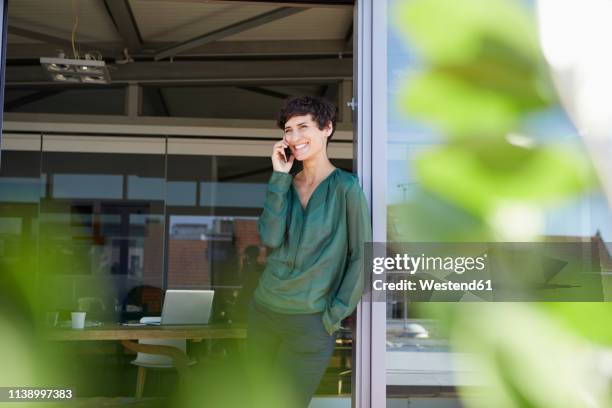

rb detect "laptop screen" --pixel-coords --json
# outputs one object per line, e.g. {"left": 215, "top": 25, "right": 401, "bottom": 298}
{"left": 160, "top": 289, "right": 214, "bottom": 325}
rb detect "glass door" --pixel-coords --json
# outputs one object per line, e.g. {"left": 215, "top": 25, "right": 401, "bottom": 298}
{"left": 365, "top": 1, "right": 612, "bottom": 407}
{"left": 0, "top": 0, "right": 7, "bottom": 153}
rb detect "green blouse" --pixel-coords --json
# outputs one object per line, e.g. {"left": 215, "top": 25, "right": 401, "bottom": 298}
{"left": 254, "top": 168, "right": 372, "bottom": 335}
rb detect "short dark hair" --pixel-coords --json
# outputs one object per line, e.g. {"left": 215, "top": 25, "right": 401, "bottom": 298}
{"left": 276, "top": 96, "right": 337, "bottom": 145}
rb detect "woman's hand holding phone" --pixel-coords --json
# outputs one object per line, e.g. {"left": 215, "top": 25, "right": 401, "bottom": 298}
{"left": 271, "top": 139, "right": 294, "bottom": 173}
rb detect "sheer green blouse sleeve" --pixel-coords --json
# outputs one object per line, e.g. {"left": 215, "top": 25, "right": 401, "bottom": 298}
{"left": 257, "top": 171, "right": 292, "bottom": 248}
{"left": 322, "top": 180, "right": 372, "bottom": 335}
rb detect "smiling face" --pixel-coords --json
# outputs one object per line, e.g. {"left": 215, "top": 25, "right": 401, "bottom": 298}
{"left": 283, "top": 114, "right": 333, "bottom": 161}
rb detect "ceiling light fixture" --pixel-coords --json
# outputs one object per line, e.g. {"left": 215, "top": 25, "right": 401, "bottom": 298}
{"left": 40, "top": 55, "right": 111, "bottom": 84}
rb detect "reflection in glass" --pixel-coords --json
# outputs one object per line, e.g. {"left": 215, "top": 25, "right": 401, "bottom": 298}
{"left": 200, "top": 182, "right": 267, "bottom": 208}
{"left": 0, "top": 149, "right": 41, "bottom": 273}
{"left": 127, "top": 175, "right": 165, "bottom": 201}
{"left": 0, "top": 177, "right": 40, "bottom": 203}
{"left": 52, "top": 174, "right": 123, "bottom": 199}
{"left": 1, "top": 140, "right": 356, "bottom": 400}
{"left": 168, "top": 215, "right": 262, "bottom": 324}
{"left": 166, "top": 155, "right": 273, "bottom": 326}
{"left": 383, "top": 0, "right": 612, "bottom": 405}
{"left": 39, "top": 150, "right": 166, "bottom": 323}
{"left": 167, "top": 181, "right": 197, "bottom": 206}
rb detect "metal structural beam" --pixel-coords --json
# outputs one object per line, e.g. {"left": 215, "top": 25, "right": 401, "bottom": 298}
{"left": 124, "top": 82, "right": 142, "bottom": 117}
{"left": 103, "top": 0, "right": 142, "bottom": 52}
{"left": 5, "top": 58, "right": 352, "bottom": 85}
{"left": 1, "top": 133, "right": 352, "bottom": 159}
{"left": 3, "top": 112, "right": 354, "bottom": 141}
{"left": 345, "top": 21, "right": 353, "bottom": 51}
{"left": 237, "top": 86, "right": 290, "bottom": 100}
{"left": 319, "top": 83, "right": 337, "bottom": 102}
{"left": 338, "top": 79, "right": 352, "bottom": 123}
{"left": 157, "top": 88, "right": 170, "bottom": 116}
{"left": 142, "top": 0, "right": 353, "bottom": 6}
{"left": 8, "top": 25, "right": 75, "bottom": 51}
{"left": 154, "top": 7, "right": 306, "bottom": 61}
{"left": 6, "top": 40, "right": 351, "bottom": 59}
{"left": 319, "top": 84, "right": 328, "bottom": 97}
{"left": 4, "top": 89, "right": 64, "bottom": 111}
{"left": 7, "top": 25, "right": 118, "bottom": 57}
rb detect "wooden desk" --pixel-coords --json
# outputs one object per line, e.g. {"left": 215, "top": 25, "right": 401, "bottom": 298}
{"left": 45, "top": 323, "right": 247, "bottom": 341}
{"left": 45, "top": 323, "right": 248, "bottom": 379}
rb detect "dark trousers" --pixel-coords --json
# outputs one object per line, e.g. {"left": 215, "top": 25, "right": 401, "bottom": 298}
{"left": 245, "top": 299, "right": 336, "bottom": 408}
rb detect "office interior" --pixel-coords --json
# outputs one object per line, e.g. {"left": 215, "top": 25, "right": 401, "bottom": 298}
{"left": 1, "top": 0, "right": 357, "bottom": 405}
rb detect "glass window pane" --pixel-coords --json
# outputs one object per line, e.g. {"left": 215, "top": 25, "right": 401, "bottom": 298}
{"left": 200, "top": 182, "right": 268, "bottom": 208}
{"left": 383, "top": 0, "right": 612, "bottom": 406}
{"left": 166, "top": 152, "right": 355, "bottom": 400}
{"left": 38, "top": 144, "right": 166, "bottom": 322}
{"left": 52, "top": 174, "right": 123, "bottom": 199}
{"left": 167, "top": 181, "right": 197, "bottom": 206}
{"left": 128, "top": 175, "right": 166, "bottom": 201}
{"left": 0, "top": 148, "right": 41, "bottom": 275}
{"left": 166, "top": 155, "right": 271, "bottom": 324}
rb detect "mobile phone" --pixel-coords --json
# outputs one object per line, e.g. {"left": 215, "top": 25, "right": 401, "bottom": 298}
{"left": 284, "top": 146, "right": 292, "bottom": 161}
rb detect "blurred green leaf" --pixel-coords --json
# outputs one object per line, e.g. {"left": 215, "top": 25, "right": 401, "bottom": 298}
{"left": 539, "top": 303, "right": 612, "bottom": 346}
{"left": 393, "top": 0, "right": 540, "bottom": 66}
{"left": 389, "top": 0, "right": 612, "bottom": 406}
{"left": 393, "top": 0, "right": 555, "bottom": 139}
{"left": 450, "top": 304, "right": 612, "bottom": 408}
{"left": 399, "top": 71, "right": 523, "bottom": 138}
{"left": 415, "top": 142, "right": 595, "bottom": 216}
{"left": 388, "top": 191, "right": 494, "bottom": 242}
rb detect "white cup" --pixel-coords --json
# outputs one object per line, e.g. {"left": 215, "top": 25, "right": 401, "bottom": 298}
{"left": 71, "top": 312, "right": 86, "bottom": 329}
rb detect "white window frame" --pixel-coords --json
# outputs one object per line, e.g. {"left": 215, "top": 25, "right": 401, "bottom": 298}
{"left": 354, "top": 0, "right": 387, "bottom": 407}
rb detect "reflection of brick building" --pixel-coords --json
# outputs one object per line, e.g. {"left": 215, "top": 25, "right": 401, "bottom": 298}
{"left": 167, "top": 218, "right": 264, "bottom": 288}
{"left": 143, "top": 219, "right": 164, "bottom": 287}
{"left": 234, "top": 219, "right": 266, "bottom": 266}
{"left": 168, "top": 240, "right": 210, "bottom": 287}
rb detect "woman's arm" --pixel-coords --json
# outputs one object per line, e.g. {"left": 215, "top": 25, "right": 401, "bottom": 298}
{"left": 322, "top": 180, "right": 372, "bottom": 335}
{"left": 258, "top": 139, "right": 295, "bottom": 248}
{"left": 257, "top": 171, "right": 292, "bottom": 248}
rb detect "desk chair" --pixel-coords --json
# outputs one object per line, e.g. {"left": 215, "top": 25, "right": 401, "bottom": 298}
{"left": 131, "top": 317, "right": 196, "bottom": 398}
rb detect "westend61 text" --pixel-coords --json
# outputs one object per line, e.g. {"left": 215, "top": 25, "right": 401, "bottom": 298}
{"left": 373, "top": 279, "right": 493, "bottom": 292}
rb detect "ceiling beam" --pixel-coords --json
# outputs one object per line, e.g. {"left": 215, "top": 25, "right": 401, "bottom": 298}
{"left": 4, "top": 89, "right": 65, "bottom": 111}
{"left": 319, "top": 84, "right": 328, "bottom": 97}
{"left": 154, "top": 7, "right": 307, "bottom": 61}
{"left": 103, "top": 0, "right": 142, "bottom": 52}
{"left": 148, "top": 39, "right": 348, "bottom": 57}
{"left": 344, "top": 20, "right": 353, "bottom": 51}
{"left": 237, "top": 86, "right": 290, "bottom": 100}
{"left": 137, "top": 0, "right": 353, "bottom": 6}
{"left": 221, "top": 0, "right": 353, "bottom": 5}
{"left": 7, "top": 40, "right": 351, "bottom": 59}
{"left": 7, "top": 25, "right": 118, "bottom": 57}
{"left": 8, "top": 26, "right": 74, "bottom": 51}
{"left": 158, "top": 89, "right": 171, "bottom": 116}
{"left": 5, "top": 58, "right": 352, "bottom": 85}
{"left": 321, "top": 83, "right": 337, "bottom": 101}
{"left": 2, "top": 112, "right": 354, "bottom": 140}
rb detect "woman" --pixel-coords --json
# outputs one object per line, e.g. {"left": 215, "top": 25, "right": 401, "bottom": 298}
{"left": 245, "top": 96, "right": 372, "bottom": 407}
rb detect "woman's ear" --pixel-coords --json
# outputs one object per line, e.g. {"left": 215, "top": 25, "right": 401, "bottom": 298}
{"left": 325, "top": 121, "right": 333, "bottom": 137}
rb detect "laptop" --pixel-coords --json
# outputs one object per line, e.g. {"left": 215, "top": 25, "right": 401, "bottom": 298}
{"left": 157, "top": 289, "right": 214, "bottom": 325}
